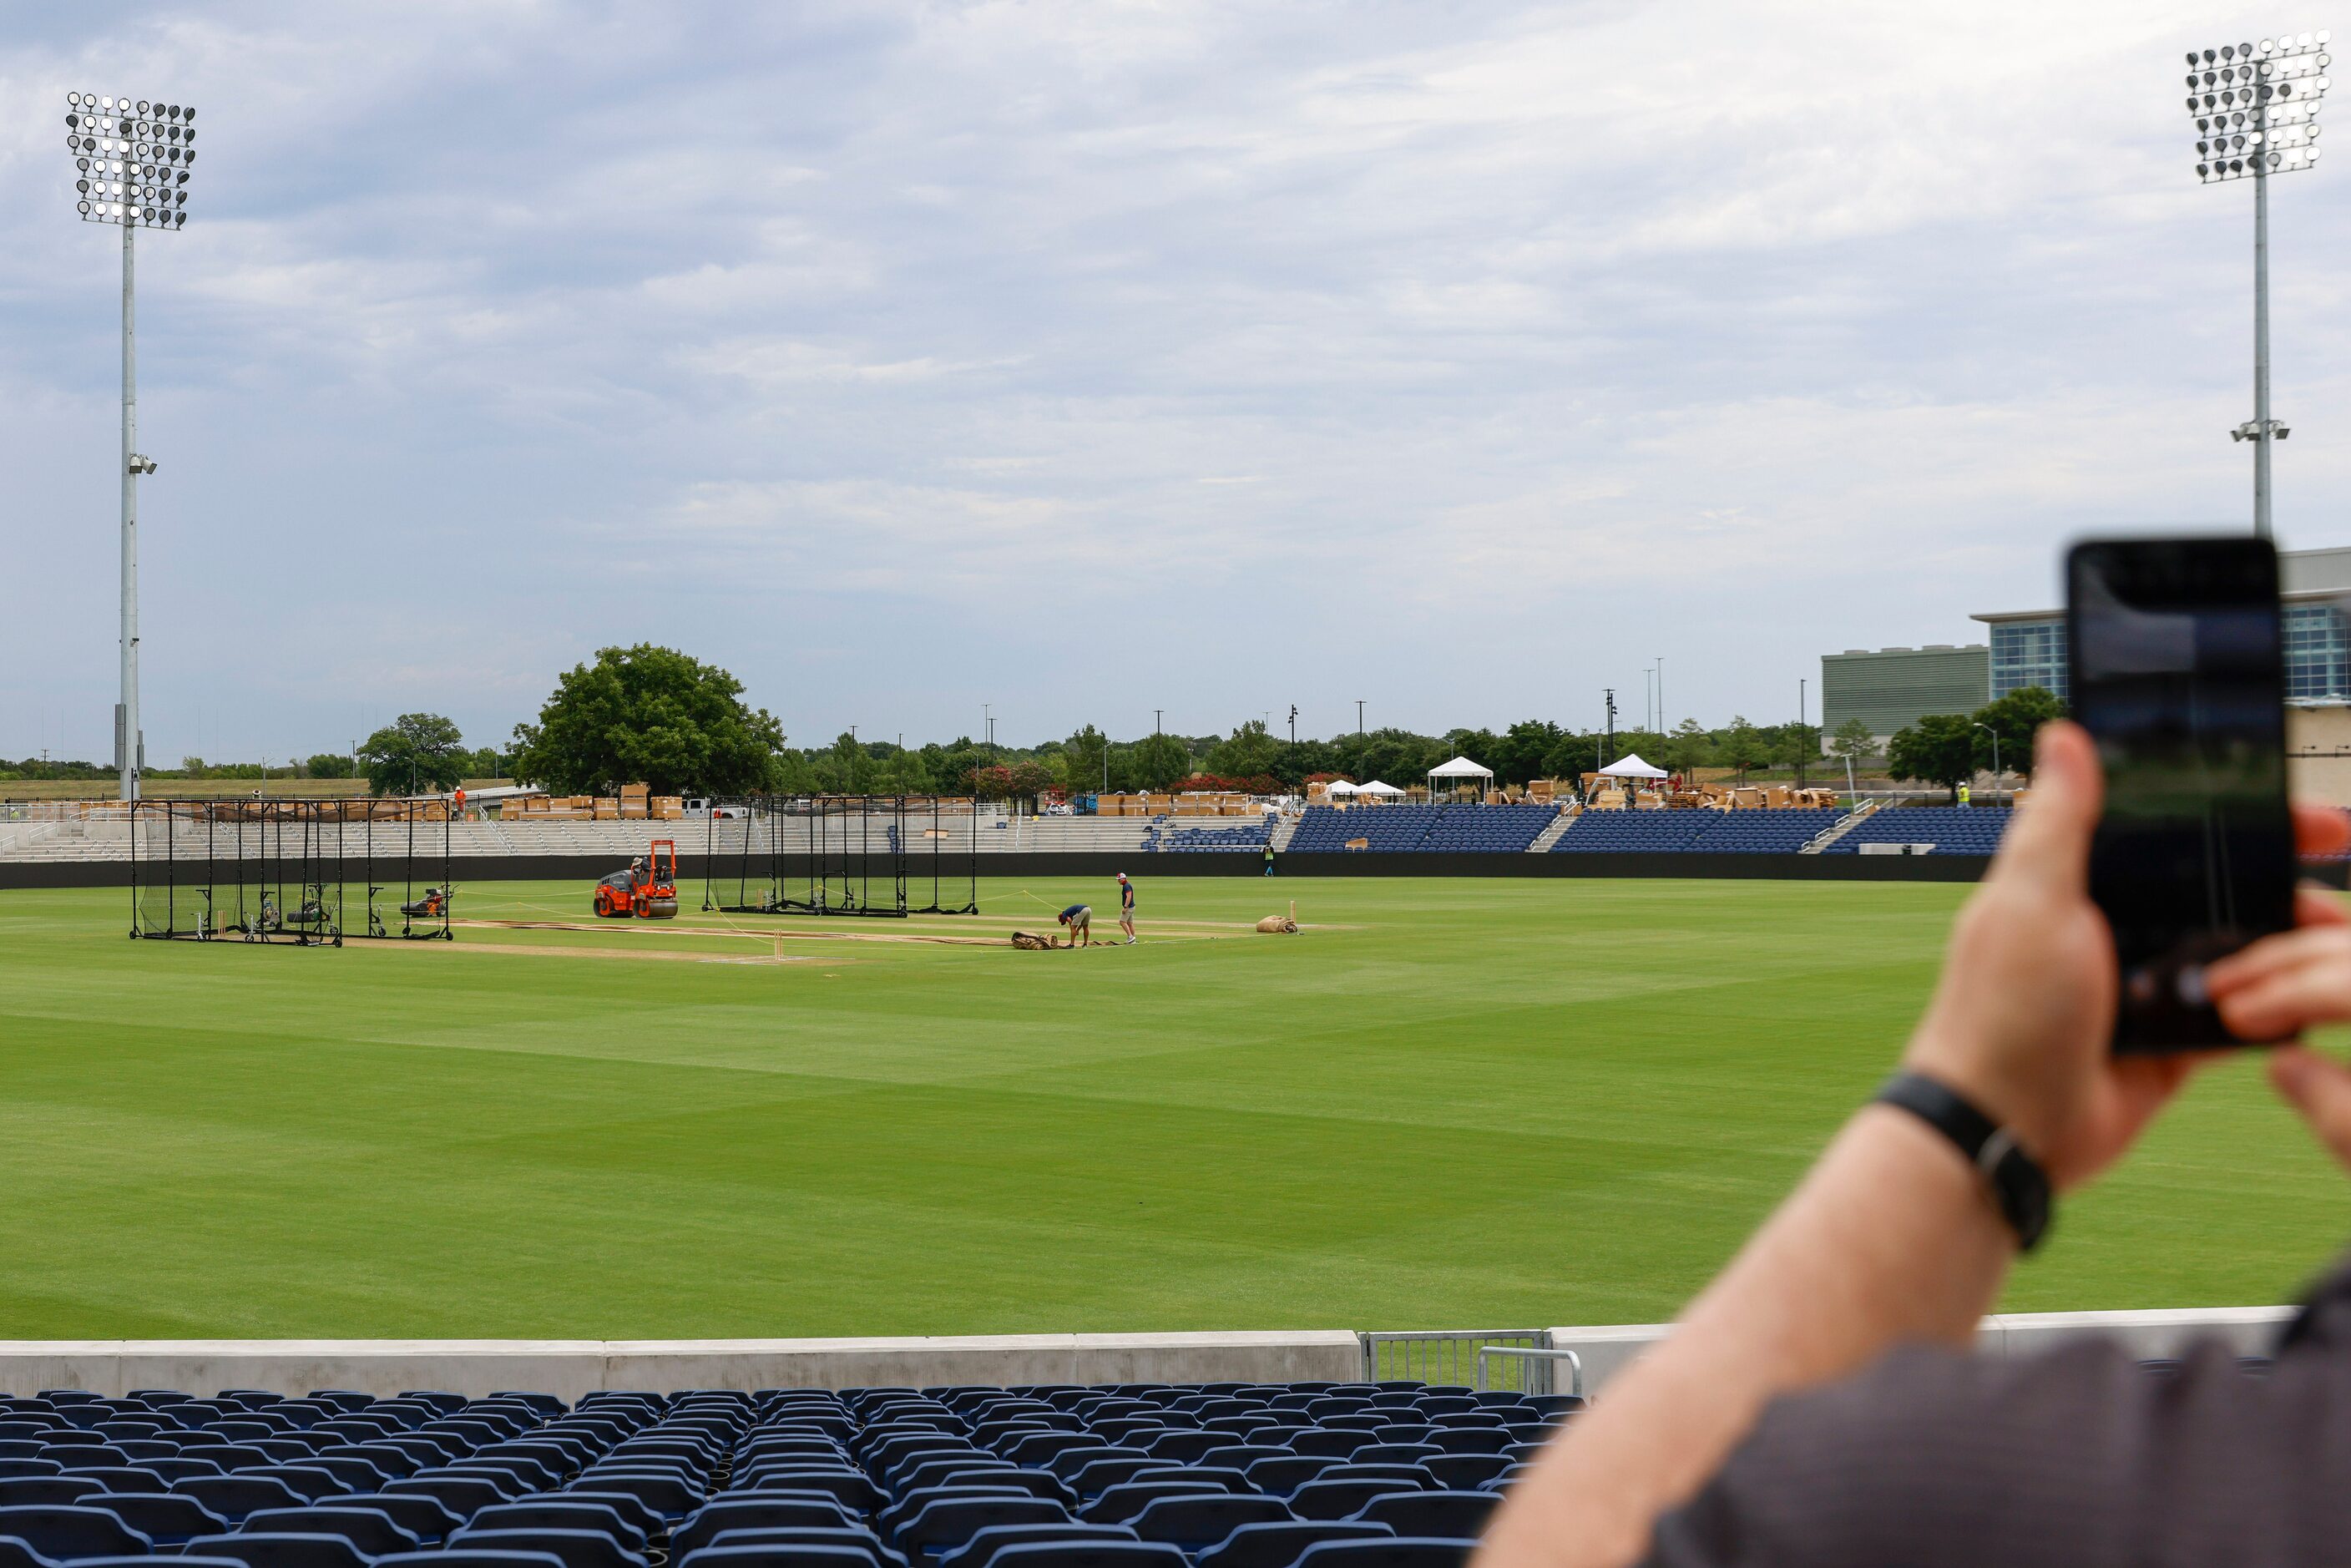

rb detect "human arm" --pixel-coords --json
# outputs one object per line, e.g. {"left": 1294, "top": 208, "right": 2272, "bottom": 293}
{"left": 1479, "top": 722, "right": 2235, "bottom": 1568}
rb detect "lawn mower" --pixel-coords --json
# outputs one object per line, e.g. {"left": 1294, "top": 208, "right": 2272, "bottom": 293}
{"left": 594, "top": 837, "right": 679, "bottom": 919}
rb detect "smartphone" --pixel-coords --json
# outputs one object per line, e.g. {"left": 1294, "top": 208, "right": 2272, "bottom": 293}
{"left": 2066, "top": 537, "right": 2296, "bottom": 1051}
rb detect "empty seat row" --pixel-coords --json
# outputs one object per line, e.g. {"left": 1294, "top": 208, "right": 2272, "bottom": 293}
{"left": 0, "top": 1382, "right": 1572, "bottom": 1568}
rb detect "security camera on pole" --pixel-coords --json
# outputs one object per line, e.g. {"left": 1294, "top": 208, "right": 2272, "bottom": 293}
{"left": 63, "top": 90, "right": 196, "bottom": 801}
{"left": 2184, "top": 32, "right": 2330, "bottom": 539}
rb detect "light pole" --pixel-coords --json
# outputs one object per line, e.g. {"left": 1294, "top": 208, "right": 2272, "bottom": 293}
{"left": 1974, "top": 721, "right": 2000, "bottom": 806}
{"left": 2187, "top": 33, "right": 2330, "bottom": 536}
{"left": 1355, "top": 700, "right": 1365, "bottom": 736}
{"left": 66, "top": 91, "right": 195, "bottom": 802}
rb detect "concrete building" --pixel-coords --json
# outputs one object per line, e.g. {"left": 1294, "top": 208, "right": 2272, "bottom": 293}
{"left": 1969, "top": 544, "right": 2351, "bottom": 802}
{"left": 1822, "top": 546, "right": 2351, "bottom": 800}
{"left": 1820, "top": 644, "right": 1990, "bottom": 751}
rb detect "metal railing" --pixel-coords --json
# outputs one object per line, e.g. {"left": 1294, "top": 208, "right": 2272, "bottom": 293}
{"left": 1361, "top": 1330, "right": 1555, "bottom": 1393}
{"left": 1475, "top": 1344, "right": 1583, "bottom": 1399}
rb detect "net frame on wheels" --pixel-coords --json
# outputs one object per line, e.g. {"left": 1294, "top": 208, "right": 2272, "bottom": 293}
{"left": 129, "top": 796, "right": 453, "bottom": 945}
{"left": 701, "top": 793, "right": 977, "bottom": 918}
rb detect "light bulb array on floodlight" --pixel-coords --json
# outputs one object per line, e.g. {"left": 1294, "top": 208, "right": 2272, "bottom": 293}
{"left": 2187, "top": 32, "right": 2331, "bottom": 180}
{"left": 63, "top": 92, "right": 195, "bottom": 228}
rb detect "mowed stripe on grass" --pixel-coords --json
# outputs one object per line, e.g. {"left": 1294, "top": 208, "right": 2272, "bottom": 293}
{"left": 0, "top": 875, "right": 2344, "bottom": 1338}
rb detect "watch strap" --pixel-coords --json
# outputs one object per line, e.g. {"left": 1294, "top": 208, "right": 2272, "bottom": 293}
{"left": 1876, "top": 1071, "right": 2052, "bottom": 1252}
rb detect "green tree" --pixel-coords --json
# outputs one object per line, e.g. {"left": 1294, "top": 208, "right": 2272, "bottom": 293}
{"left": 1059, "top": 726, "right": 1110, "bottom": 793}
{"left": 1660, "top": 718, "right": 1713, "bottom": 778}
{"left": 360, "top": 713, "right": 468, "bottom": 797}
{"left": 1488, "top": 721, "right": 1561, "bottom": 787}
{"left": 1207, "top": 720, "right": 1283, "bottom": 781}
{"left": 1831, "top": 717, "right": 1877, "bottom": 762}
{"left": 1130, "top": 731, "right": 1192, "bottom": 791}
{"left": 305, "top": 752, "right": 354, "bottom": 779}
{"left": 1715, "top": 716, "right": 1769, "bottom": 782}
{"left": 1771, "top": 722, "right": 1822, "bottom": 784}
{"left": 1887, "top": 713, "right": 1979, "bottom": 800}
{"left": 510, "top": 645, "right": 786, "bottom": 796}
{"left": 1970, "top": 686, "right": 2065, "bottom": 778}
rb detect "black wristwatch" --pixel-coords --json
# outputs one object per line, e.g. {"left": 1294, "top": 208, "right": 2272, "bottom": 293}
{"left": 1875, "top": 1071, "right": 2052, "bottom": 1252}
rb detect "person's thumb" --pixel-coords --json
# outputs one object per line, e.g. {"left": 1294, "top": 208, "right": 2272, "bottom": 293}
{"left": 1987, "top": 720, "right": 2101, "bottom": 896}
{"left": 2272, "top": 1047, "right": 2351, "bottom": 1170}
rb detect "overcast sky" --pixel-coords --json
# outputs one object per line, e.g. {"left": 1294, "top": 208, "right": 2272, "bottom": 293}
{"left": 3, "top": 2, "right": 2346, "bottom": 762}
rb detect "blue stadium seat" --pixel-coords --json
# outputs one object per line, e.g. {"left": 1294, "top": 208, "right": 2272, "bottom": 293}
{"left": 1196, "top": 1523, "right": 1395, "bottom": 1568}
{"left": 173, "top": 1475, "right": 310, "bottom": 1523}
{"left": 468, "top": 1501, "right": 648, "bottom": 1553}
{"left": 1126, "top": 1495, "right": 1292, "bottom": 1551}
{"left": 1292, "top": 1542, "right": 1474, "bottom": 1568}
{"left": 78, "top": 1491, "right": 228, "bottom": 1546}
{"left": 1347, "top": 1494, "right": 1494, "bottom": 1539}
{"left": 449, "top": 1526, "right": 650, "bottom": 1568}
{"left": 937, "top": 1524, "right": 1138, "bottom": 1568}
{"left": 0, "top": 1507, "right": 152, "bottom": 1561}
{"left": 181, "top": 1534, "right": 377, "bottom": 1568}
{"left": 329, "top": 1494, "right": 467, "bottom": 1545}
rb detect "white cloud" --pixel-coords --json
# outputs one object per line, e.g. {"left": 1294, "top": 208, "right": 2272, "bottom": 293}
{"left": 0, "top": 0, "right": 2343, "bottom": 759}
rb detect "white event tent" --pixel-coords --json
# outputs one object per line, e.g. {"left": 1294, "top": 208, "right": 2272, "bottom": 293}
{"left": 1356, "top": 779, "right": 1404, "bottom": 797}
{"left": 1427, "top": 756, "right": 1494, "bottom": 799}
{"left": 1595, "top": 753, "right": 1670, "bottom": 780}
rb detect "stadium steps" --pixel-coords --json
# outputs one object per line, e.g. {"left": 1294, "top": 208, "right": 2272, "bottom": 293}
{"left": 1797, "top": 804, "right": 1878, "bottom": 854}
{"left": 1269, "top": 814, "right": 1300, "bottom": 852}
{"left": 1524, "top": 814, "right": 1575, "bottom": 853}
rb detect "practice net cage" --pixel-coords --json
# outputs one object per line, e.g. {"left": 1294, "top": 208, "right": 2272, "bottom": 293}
{"left": 701, "top": 795, "right": 978, "bottom": 918}
{"left": 129, "top": 797, "right": 455, "bottom": 944}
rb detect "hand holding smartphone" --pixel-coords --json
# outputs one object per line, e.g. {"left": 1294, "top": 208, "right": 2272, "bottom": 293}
{"left": 2066, "top": 538, "right": 2297, "bottom": 1050}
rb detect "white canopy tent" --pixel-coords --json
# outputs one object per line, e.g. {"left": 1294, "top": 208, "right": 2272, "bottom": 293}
{"left": 1595, "top": 753, "right": 1669, "bottom": 780}
{"left": 1427, "top": 755, "right": 1494, "bottom": 801}
{"left": 1356, "top": 779, "right": 1405, "bottom": 797}
{"left": 1322, "top": 780, "right": 1360, "bottom": 797}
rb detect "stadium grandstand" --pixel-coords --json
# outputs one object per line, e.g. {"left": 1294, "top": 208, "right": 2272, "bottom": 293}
{"left": 0, "top": 1383, "right": 1554, "bottom": 1568}
{"left": 0, "top": 799, "right": 2040, "bottom": 867}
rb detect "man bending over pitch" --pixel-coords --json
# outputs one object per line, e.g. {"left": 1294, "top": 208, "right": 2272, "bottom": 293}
{"left": 1056, "top": 903, "right": 1095, "bottom": 948}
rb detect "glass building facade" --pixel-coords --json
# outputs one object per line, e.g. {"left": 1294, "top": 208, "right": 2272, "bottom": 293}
{"left": 1990, "top": 620, "right": 2068, "bottom": 701}
{"left": 1987, "top": 604, "right": 2351, "bottom": 705}
{"left": 2286, "top": 603, "right": 2351, "bottom": 701}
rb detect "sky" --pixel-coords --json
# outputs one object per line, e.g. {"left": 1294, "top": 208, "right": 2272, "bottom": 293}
{"left": 2, "top": 1, "right": 2347, "bottom": 763}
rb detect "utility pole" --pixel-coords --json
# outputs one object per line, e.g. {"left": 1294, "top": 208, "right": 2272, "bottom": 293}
{"left": 1797, "top": 677, "right": 1807, "bottom": 787}
{"left": 1355, "top": 700, "right": 1365, "bottom": 736}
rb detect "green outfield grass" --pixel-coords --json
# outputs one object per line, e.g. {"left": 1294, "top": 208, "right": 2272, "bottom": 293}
{"left": 0, "top": 874, "right": 2346, "bottom": 1340}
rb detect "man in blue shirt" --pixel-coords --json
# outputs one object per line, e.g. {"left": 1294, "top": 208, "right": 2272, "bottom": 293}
{"left": 1056, "top": 902, "right": 1094, "bottom": 948}
{"left": 1116, "top": 873, "right": 1136, "bottom": 944}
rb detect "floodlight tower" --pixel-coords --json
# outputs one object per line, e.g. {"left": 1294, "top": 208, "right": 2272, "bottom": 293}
{"left": 2185, "top": 32, "right": 2330, "bottom": 539}
{"left": 63, "top": 90, "right": 196, "bottom": 800}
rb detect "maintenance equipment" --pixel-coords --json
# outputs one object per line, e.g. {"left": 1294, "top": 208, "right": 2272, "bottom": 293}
{"left": 594, "top": 838, "right": 679, "bottom": 919}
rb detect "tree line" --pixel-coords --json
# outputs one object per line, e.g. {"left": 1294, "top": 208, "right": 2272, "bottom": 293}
{"left": 1871, "top": 687, "right": 2065, "bottom": 798}
{"left": 14, "top": 645, "right": 2043, "bottom": 801}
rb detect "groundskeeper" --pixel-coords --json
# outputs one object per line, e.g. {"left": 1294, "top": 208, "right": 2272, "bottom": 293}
{"left": 1057, "top": 903, "right": 1094, "bottom": 948}
{"left": 1117, "top": 873, "right": 1136, "bottom": 944}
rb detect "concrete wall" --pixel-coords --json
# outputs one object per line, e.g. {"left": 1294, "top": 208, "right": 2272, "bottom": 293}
{"left": 2289, "top": 706, "right": 2351, "bottom": 807}
{"left": 1552, "top": 1305, "right": 2299, "bottom": 1397}
{"left": 0, "top": 1311, "right": 2300, "bottom": 1399}
{"left": 0, "top": 1332, "right": 1366, "bottom": 1399}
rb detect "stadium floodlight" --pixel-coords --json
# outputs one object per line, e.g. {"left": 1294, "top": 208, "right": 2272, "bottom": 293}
{"left": 2185, "top": 31, "right": 2330, "bottom": 538}
{"left": 65, "top": 92, "right": 198, "bottom": 800}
